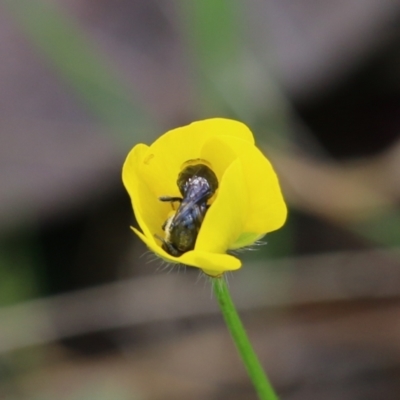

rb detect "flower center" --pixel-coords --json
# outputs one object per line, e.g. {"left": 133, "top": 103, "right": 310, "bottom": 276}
{"left": 156, "top": 161, "right": 219, "bottom": 256}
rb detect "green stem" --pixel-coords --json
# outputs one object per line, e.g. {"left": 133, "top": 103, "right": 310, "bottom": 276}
{"left": 212, "top": 277, "right": 279, "bottom": 400}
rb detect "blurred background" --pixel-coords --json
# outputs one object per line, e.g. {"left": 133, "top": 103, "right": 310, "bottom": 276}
{"left": 1, "top": 0, "right": 400, "bottom": 399}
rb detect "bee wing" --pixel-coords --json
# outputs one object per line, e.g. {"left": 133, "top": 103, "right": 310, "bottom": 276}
{"left": 173, "top": 199, "right": 206, "bottom": 228}
{"left": 172, "top": 180, "right": 212, "bottom": 228}
{"left": 172, "top": 200, "right": 196, "bottom": 225}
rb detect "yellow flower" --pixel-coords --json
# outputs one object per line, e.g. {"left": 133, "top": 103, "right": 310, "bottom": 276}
{"left": 122, "top": 118, "right": 287, "bottom": 276}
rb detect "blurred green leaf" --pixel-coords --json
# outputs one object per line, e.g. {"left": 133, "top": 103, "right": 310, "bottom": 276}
{"left": 182, "top": 0, "right": 293, "bottom": 141}
{"left": 185, "top": 0, "right": 239, "bottom": 71}
{"left": 182, "top": 0, "right": 248, "bottom": 117}
{"left": 352, "top": 210, "right": 400, "bottom": 248}
{"left": 0, "top": 233, "right": 39, "bottom": 306}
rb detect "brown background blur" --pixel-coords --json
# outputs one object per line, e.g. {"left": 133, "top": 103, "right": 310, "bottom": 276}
{"left": 1, "top": 1, "right": 400, "bottom": 399}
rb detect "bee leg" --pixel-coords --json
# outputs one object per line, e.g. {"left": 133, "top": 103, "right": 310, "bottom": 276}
{"left": 154, "top": 234, "right": 181, "bottom": 257}
{"left": 154, "top": 234, "right": 166, "bottom": 244}
{"left": 163, "top": 241, "right": 182, "bottom": 257}
{"left": 161, "top": 214, "right": 174, "bottom": 231}
{"left": 159, "top": 196, "right": 183, "bottom": 210}
{"left": 193, "top": 205, "right": 206, "bottom": 225}
{"left": 159, "top": 196, "right": 182, "bottom": 203}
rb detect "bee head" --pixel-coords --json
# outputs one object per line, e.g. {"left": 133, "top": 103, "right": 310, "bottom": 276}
{"left": 177, "top": 162, "right": 218, "bottom": 197}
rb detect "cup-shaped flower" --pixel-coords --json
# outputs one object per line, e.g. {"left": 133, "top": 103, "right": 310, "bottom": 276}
{"left": 122, "top": 118, "right": 287, "bottom": 276}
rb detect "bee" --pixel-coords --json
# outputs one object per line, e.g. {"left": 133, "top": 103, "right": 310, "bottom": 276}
{"left": 157, "top": 162, "right": 218, "bottom": 256}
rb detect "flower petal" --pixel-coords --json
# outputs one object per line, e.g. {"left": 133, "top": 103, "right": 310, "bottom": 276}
{"left": 202, "top": 135, "right": 287, "bottom": 234}
{"left": 195, "top": 158, "right": 247, "bottom": 253}
{"left": 131, "top": 226, "right": 180, "bottom": 263}
{"left": 153, "top": 120, "right": 254, "bottom": 164}
{"left": 138, "top": 119, "right": 255, "bottom": 198}
{"left": 123, "top": 118, "right": 287, "bottom": 276}
{"left": 123, "top": 144, "right": 170, "bottom": 242}
{"left": 132, "top": 227, "right": 241, "bottom": 276}
{"left": 229, "top": 232, "right": 265, "bottom": 250}
{"left": 179, "top": 251, "right": 241, "bottom": 276}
